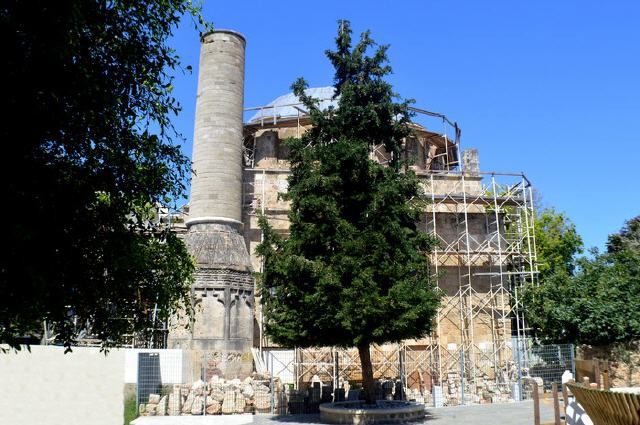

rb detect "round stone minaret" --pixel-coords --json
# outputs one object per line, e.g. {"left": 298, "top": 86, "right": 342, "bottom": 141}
{"left": 168, "top": 30, "right": 254, "bottom": 377}
{"left": 189, "top": 30, "right": 245, "bottom": 227}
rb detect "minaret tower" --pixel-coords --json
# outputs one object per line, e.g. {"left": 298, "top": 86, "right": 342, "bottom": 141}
{"left": 168, "top": 30, "right": 254, "bottom": 377}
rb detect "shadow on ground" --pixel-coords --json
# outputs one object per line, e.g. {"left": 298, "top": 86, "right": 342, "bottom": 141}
{"left": 252, "top": 400, "right": 552, "bottom": 424}
{"left": 255, "top": 410, "right": 436, "bottom": 424}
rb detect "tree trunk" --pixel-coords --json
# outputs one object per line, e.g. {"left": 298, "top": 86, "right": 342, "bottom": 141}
{"left": 358, "top": 343, "right": 376, "bottom": 405}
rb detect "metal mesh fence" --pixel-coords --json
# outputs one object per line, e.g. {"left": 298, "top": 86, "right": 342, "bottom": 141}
{"left": 518, "top": 341, "right": 575, "bottom": 399}
{"left": 132, "top": 342, "right": 575, "bottom": 418}
{"left": 136, "top": 352, "right": 162, "bottom": 410}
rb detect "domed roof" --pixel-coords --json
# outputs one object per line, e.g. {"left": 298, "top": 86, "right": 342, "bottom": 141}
{"left": 248, "top": 86, "right": 337, "bottom": 123}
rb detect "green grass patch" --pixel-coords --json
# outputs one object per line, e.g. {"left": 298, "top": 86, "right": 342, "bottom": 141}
{"left": 123, "top": 384, "right": 138, "bottom": 425}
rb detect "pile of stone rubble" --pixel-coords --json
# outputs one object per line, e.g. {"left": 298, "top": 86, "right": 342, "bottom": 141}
{"left": 138, "top": 370, "right": 528, "bottom": 416}
{"left": 138, "top": 375, "right": 275, "bottom": 416}
{"left": 439, "top": 370, "right": 517, "bottom": 405}
{"left": 403, "top": 368, "right": 521, "bottom": 407}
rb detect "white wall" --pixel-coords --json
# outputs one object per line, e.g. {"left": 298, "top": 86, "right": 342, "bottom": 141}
{"left": 0, "top": 345, "right": 125, "bottom": 425}
{"left": 123, "top": 349, "right": 184, "bottom": 384}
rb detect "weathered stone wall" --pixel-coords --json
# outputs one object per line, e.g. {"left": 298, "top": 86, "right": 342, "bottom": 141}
{"left": 422, "top": 212, "right": 507, "bottom": 258}
{"left": 422, "top": 173, "right": 484, "bottom": 196}
{"left": 577, "top": 342, "right": 640, "bottom": 387}
{"left": 242, "top": 169, "right": 290, "bottom": 272}
{"left": 169, "top": 224, "right": 254, "bottom": 372}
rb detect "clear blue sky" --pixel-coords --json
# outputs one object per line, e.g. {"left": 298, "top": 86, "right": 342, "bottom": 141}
{"left": 168, "top": 0, "right": 639, "bottom": 251}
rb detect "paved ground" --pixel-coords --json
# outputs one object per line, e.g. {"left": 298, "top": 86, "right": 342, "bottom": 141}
{"left": 422, "top": 401, "right": 555, "bottom": 424}
{"left": 132, "top": 400, "right": 556, "bottom": 425}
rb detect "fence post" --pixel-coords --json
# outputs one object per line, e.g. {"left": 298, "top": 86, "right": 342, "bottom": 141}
{"left": 552, "top": 382, "right": 561, "bottom": 425}
{"left": 515, "top": 337, "right": 524, "bottom": 402}
{"left": 561, "top": 382, "right": 569, "bottom": 419}
{"left": 333, "top": 350, "right": 339, "bottom": 402}
{"left": 532, "top": 380, "right": 541, "bottom": 425}
{"left": 202, "top": 351, "right": 206, "bottom": 416}
{"left": 594, "top": 359, "right": 601, "bottom": 390}
{"left": 460, "top": 348, "right": 465, "bottom": 406}
{"left": 270, "top": 353, "right": 275, "bottom": 414}
{"left": 570, "top": 344, "right": 576, "bottom": 378}
{"left": 294, "top": 347, "right": 299, "bottom": 391}
{"left": 399, "top": 345, "right": 405, "bottom": 401}
{"left": 603, "top": 361, "right": 610, "bottom": 390}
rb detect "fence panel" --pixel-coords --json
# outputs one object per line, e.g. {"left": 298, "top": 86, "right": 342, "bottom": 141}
{"left": 518, "top": 342, "right": 575, "bottom": 400}
{"left": 131, "top": 342, "right": 576, "bottom": 419}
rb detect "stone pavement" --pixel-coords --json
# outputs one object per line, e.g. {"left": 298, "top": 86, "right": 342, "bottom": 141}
{"left": 421, "top": 401, "right": 555, "bottom": 424}
{"left": 132, "top": 400, "right": 556, "bottom": 425}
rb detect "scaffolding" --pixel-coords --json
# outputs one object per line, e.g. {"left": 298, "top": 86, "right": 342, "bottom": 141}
{"left": 421, "top": 170, "right": 538, "bottom": 403}
{"left": 242, "top": 99, "right": 538, "bottom": 405}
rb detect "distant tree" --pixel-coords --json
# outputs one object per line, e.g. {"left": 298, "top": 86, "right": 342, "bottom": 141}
{"left": 0, "top": 1, "right": 206, "bottom": 350}
{"left": 607, "top": 215, "right": 640, "bottom": 255}
{"left": 523, "top": 207, "right": 582, "bottom": 342}
{"left": 525, "top": 217, "right": 640, "bottom": 345}
{"left": 257, "top": 21, "right": 441, "bottom": 404}
{"left": 534, "top": 208, "right": 583, "bottom": 280}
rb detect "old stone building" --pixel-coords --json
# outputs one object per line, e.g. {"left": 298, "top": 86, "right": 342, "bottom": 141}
{"left": 241, "top": 89, "right": 538, "bottom": 403}
{"left": 169, "top": 29, "right": 538, "bottom": 403}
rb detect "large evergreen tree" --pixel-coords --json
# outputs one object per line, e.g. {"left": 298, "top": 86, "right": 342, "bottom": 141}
{"left": 257, "top": 21, "right": 441, "bottom": 404}
{"left": 1, "top": 1, "right": 204, "bottom": 350}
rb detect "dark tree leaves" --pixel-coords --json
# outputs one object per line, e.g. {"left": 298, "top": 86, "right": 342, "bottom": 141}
{"left": 607, "top": 215, "right": 640, "bottom": 255}
{"left": 0, "top": 1, "right": 204, "bottom": 350}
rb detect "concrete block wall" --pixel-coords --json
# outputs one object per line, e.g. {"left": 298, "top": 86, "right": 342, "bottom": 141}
{"left": 0, "top": 345, "right": 125, "bottom": 425}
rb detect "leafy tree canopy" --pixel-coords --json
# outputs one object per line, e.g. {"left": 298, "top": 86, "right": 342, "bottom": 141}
{"left": 534, "top": 208, "right": 583, "bottom": 280}
{"left": 0, "top": 1, "right": 204, "bottom": 350}
{"left": 525, "top": 216, "right": 640, "bottom": 345}
{"left": 257, "top": 20, "right": 441, "bottom": 403}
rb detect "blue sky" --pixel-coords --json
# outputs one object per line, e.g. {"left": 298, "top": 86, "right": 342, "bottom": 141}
{"left": 168, "top": 0, "right": 639, "bottom": 250}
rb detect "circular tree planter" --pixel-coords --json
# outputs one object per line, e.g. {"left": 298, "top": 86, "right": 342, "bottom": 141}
{"left": 319, "top": 400, "right": 425, "bottom": 424}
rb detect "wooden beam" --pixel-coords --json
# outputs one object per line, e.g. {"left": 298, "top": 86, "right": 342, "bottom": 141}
{"left": 552, "top": 382, "right": 561, "bottom": 425}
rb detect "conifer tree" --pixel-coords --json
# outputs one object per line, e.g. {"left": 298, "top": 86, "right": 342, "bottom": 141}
{"left": 257, "top": 20, "right": 441, "bottom": 404}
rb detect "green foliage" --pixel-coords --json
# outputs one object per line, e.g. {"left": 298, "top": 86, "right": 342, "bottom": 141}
{"left": 257, "top": 20, "right": 440, "bottom": 351}
{"left": 525, "top": 217, "right": 640, "bottom": 345}
{"left": 0, "top": 1, "right": 204, "bottom": 350}
{"left": 534, "top": 208, "right": 583, "bottom": 280}
{"left": 607, "top": 215, "right": 640, "bottom": 255}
